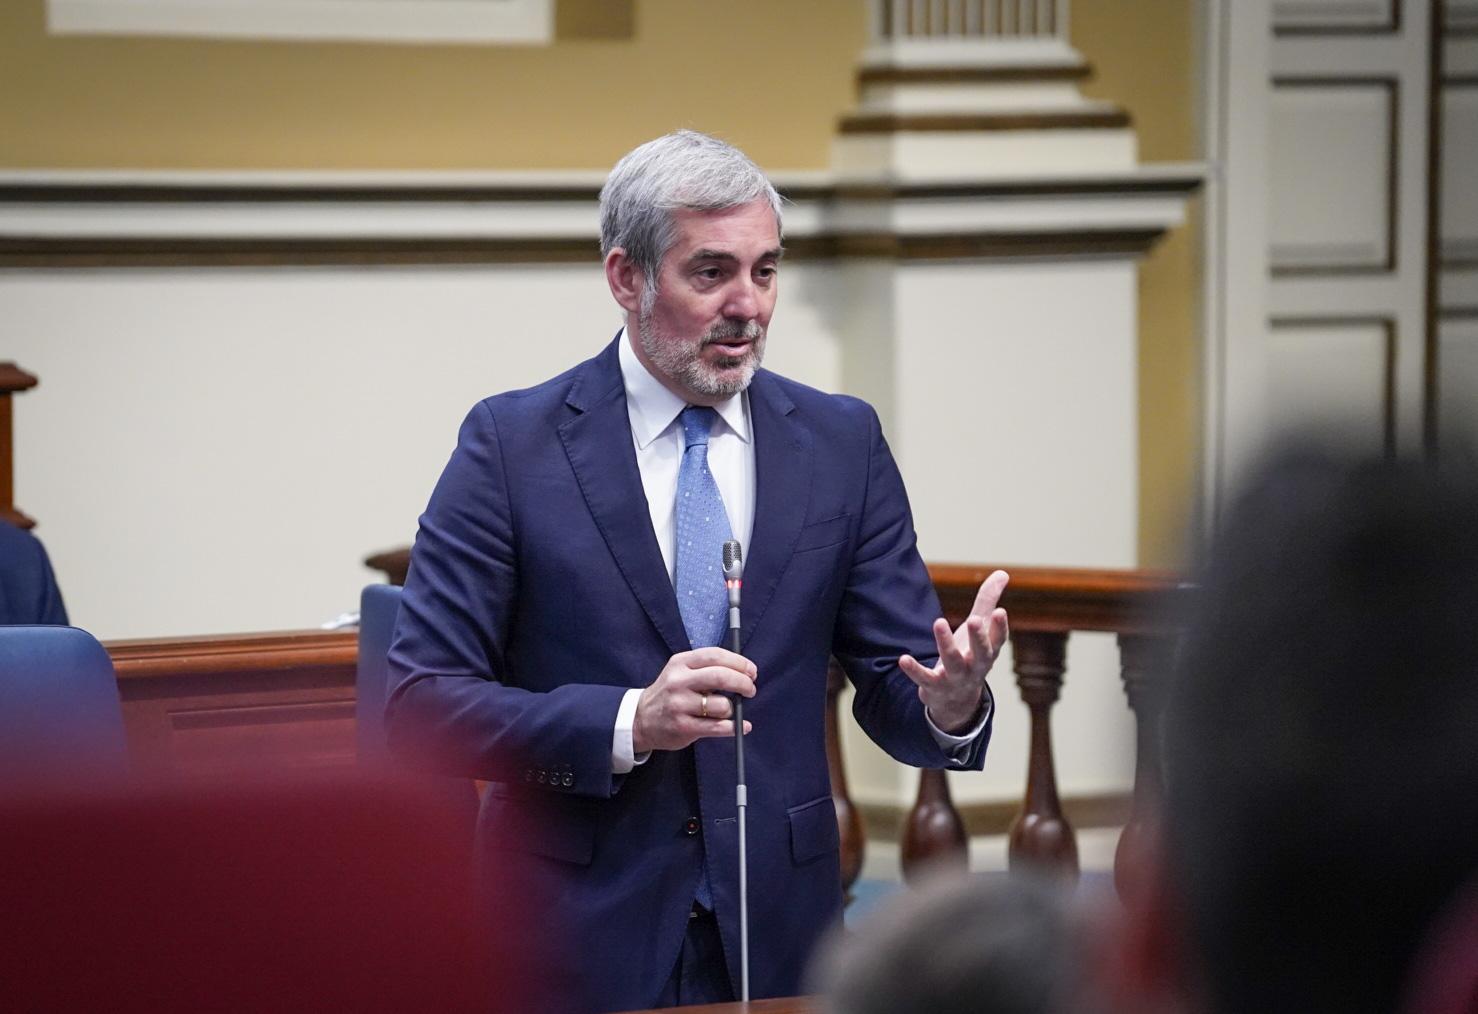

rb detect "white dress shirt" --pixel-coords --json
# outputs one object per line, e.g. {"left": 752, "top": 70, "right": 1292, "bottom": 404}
{"left": 609, "top": 329, "right": 986, "bottom": 772}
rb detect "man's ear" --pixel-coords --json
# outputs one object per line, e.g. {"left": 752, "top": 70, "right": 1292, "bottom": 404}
{"left": 604, "top": 248, "right": 645, "bottom": 315}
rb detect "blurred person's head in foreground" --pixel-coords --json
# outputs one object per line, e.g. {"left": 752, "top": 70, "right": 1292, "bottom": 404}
{"left": 1110, "top": 444, "right": 1478, "bottom": 1014}
{"left": 813, "top": 869, "right": 1107, "bottom": 1014}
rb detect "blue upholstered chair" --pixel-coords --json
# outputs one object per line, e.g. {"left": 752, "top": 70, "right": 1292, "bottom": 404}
{"left": 0, "top": 625, "right": 127, "bottom": 783}
{"left": 356, "top": 583, "right": 403, "bottom": 767}
{"left": 357, "top": 584, "right": 480, "bottom": 823}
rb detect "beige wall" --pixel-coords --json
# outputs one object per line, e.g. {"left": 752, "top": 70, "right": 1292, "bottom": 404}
{"left": 0, "top": 0, "right": 1202, "bottom": 567}
{"left": 1074, "top": 0, "right": 1203, "bottom": 567}
{"left": 0, "top": 0, "right": 863, "bottom": 170}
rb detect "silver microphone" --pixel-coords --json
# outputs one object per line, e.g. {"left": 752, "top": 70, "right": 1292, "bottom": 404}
{"left": 722, "top": 540, "right": 743, "bottom": 636}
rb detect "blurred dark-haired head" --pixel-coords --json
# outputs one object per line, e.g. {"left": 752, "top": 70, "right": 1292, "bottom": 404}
{"left": 1160, "top": 445, "right": 1478, "bottom": 1014}
{"left": 812, "top": 870, "right": 1107, "bottom": 1014}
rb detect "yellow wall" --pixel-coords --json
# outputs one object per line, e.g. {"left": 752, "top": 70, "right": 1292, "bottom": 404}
{"left": 1073, "top": 0, "right": 1203, "bottom": 566}
{"left": 0, "top": 0, "right": 863, "bottom": 169}
{"left": 0, "top": 0, "right": 1201, "bottom": 566}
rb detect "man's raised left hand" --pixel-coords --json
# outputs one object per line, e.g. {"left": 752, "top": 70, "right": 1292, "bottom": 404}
{"left": 898, "top": 569, "right": 1010, "bottom": 734}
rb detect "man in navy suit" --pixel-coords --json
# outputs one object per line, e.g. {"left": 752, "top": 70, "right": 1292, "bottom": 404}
{"left": 386, "top": 131, "right": 1009, "bottom": 1012}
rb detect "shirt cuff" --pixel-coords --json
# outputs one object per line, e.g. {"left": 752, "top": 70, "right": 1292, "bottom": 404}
{"left": 925, "top": 691, "right": 993, "bottom": 764}
{"left": 612, "top": 687, "right": 652, "bottom": 774}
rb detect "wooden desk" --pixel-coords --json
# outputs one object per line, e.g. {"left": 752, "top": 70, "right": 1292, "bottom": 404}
{"left": 619, "top": 999, "right": 819, "bottom": 1014}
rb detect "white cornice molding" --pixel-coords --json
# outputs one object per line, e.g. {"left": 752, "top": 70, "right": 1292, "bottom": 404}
{"left": 0, "top": 165, "right": 1204, "bottom": 263}
{"left": 860, "top": 37, "right": 1083, "bottom": 69}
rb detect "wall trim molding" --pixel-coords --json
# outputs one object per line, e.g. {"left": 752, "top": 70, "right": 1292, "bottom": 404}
{"left": 857, "top": 63, "right": 1092, "bottom": 85}
{"left": 839, "top": 110, "right": 1131, "bottom": 133}
{"left": 0, "top": 229, "right": 1172, "bottom": 268}
{"left": 0, "top": 172, "right": 1204, "bottom": 206}
{"left": 0, "top": 168, "right": 1203, "bottom": 268}
{"left": 1273, "top": 0, "right": 1400, "bottom": 36}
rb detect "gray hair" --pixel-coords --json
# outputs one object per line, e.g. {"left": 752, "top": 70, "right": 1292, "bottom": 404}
{"left": 599, "top": 130, "right": 783, "bottom": 291}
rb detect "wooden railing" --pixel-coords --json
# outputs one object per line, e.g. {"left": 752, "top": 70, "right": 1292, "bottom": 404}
{"left": 107, "top": 630, "right": 357, "bottom": 776}
{"left": 901, "top": 564, "right": 1190, "bottom": 889}
{"left": 104, "top": 564, "right": 1191, "bottom": 892}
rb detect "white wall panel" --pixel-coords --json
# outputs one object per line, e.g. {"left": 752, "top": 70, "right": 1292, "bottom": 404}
{"left": 1438, "top": 317, "right": 1478, "bottom": 447}
{"left": 1266, "top": 317, "right": 1392, "bottom": 452}
{"left": 843, "top": 259, "right": 1139, "bottom": 806}
{"left": 1441, "top": 268, "right": 1478, "bottom": 310}
{"left": 1273, "top": 0, "right": 1397, "bottom": 33}
{"left": 1269, "top": 81, "right": 1394, "bottom": 272}
{"left": 1442, "top": 84, "right": 1478, "bottom": 264}
{"left": 1, "top": 264, "right": 842, "bottom": 640}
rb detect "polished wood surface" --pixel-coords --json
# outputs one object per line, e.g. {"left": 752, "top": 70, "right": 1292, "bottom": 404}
{"left": 900, "top": 767, "right": 968, "bottom": 881}
{"left": 106, "top": 630, "right": 357, "bottom": 777}
{"left": 1007, "top": 631, "right": 1078, "bottom": 876}
{"left": 109, "top": 629, "right": 357, "bottom": 680}
{"left": 1113, "top": 631, "right": 1176, "bottom": 896}
{"left": 930, "top": 563, "right": 1192, "bottom": 634}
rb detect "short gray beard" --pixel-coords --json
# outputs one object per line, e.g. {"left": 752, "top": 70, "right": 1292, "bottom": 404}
{"left": 637, "top": 291, "right": 766, "bottom": 400}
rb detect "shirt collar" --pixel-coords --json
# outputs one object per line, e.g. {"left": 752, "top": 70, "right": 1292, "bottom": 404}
{"left": 617, "top": 327, "right": 751, "bottom": 449}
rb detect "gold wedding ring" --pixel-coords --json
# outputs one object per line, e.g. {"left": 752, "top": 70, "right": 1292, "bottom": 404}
{"left": 700, "top": 693, "right": 710, "bottom": 719}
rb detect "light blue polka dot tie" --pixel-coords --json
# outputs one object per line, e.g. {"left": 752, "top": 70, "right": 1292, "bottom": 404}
{"left": 675, "top": 406, "right": 730, "bottom": 913}
{"left": 675, "top": 406, "right": 733, "bottom": 651}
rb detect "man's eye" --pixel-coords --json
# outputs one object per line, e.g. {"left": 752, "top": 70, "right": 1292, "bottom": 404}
{"left": 696, "top": 268, "right": 722, "bottom": 281}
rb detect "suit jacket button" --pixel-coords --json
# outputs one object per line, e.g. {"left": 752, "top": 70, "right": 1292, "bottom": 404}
{"left": 537, "top": 770, "right": 547, "bottom": 784}
{"left": 562, "top": 773, "right": 574, "bottom": 787}
{"left": 684, "top": 817, "right": 700, "bottom": 836}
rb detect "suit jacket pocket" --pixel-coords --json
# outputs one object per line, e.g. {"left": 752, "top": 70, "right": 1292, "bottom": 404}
{"left": 787, "top": 793, "right": 840, "bottom": 865}
{"left": 481, "top": 784, "right": 596, "bottom": 866}
{"left": 793, "top": 514, "right": 851, "bottom": 555}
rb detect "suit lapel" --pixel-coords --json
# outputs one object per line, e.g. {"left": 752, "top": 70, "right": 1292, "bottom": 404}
{"left": 740, "top": 371, "right": 812, "bottom": 646}
{"left": 559, "top": 340, "right": 691, "bottom": 658}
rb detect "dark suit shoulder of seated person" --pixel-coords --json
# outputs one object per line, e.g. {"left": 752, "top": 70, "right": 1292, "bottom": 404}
{"left": 0, "top": 522, "right": 68, "bottom": 625}
{"left": 385, "top": 130, "right": 1012, "bottom": 1013}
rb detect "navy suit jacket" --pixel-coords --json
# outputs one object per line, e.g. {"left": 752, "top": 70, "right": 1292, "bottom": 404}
{"left": 0, "top": 522, "right": 68, "bottom": 626}
{"left": 386, "top": 338, "right": 991, "bottom": 1012}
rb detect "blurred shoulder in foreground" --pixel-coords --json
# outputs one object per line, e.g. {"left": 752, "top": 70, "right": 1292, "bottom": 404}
{"left": 1115, "top": 443, "right": 1478, "bottom": 1014}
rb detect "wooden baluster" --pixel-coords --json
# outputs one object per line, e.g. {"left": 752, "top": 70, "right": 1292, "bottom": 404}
{"left": 825, "top": 660, "right": 866, "bottom": 896}
{"left": 901, "top": 767, "right": 968, "bottom": 881}
{"left": 1113, "top": 632, "right": 1174, "bottom": 898}
{"left": 0, "top": 362, "right": 39, "bottom": 530}
{"left": 1007, "top": 630, "right": 1079, "bottom": 876}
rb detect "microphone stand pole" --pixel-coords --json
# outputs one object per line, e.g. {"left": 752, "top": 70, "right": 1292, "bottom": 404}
{"left": 722, "top": 541, "right": 750, "bottom": 1002}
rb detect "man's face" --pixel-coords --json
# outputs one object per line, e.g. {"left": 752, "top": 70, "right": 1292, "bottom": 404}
{"left": 634, "top": 199, "right": 781, "bottom": 405}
